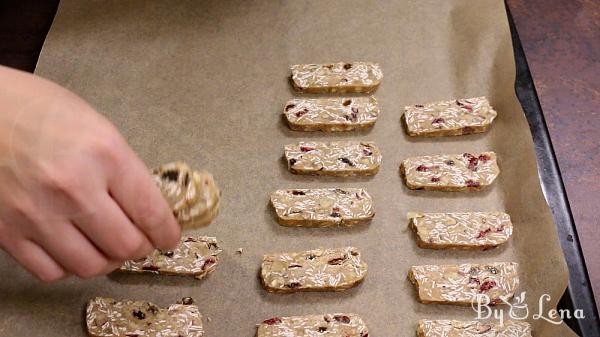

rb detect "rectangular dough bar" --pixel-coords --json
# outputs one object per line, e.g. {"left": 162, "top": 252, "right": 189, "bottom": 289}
{"left": 86, "top": 297, "right": 203, "bottom": 337}
{"left": 417, "top": 319, "right": 531, "bottom": 337}
{"left": 290, "top": 62, "right": 382, "bottom": 94}
{"left": 400, "top": 152, "right": 499, "bottom": 191}
{"left": 285, "top": 141, "right": 381, "bottom": 176}
{"left": 270, "top": 188, "right": 374, "bottom": 227}
{"left": 408, "top": 262, "right": 519, "bottom": 305}
{"left": 284, "top": 96, "right": 379, "bottom": 131}
{"left": 404, "top": 97, "right": 497, "bottom": 137}
{"left": 261, "top": 247, "right": 367, "bottom": 293}
{"left": 408, "top": 212, "right": 513, "bottom": 249}
{"left": 257, "top": 314, "right": 369, "bottom": 337}
{"left": 120, "top": 236, "right": 221, "bottom": 279}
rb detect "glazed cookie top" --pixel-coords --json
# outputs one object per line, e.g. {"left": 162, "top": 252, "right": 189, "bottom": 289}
{"left": 417, "top": 319, "right": 531, "bottom": 337}
{"left": 285, "top": 141, "right": 381, "bottom": 173}
{"left": 271, "top": 188, "right": 374, "bottom": 224}
{"left": 261, "top": 247, "right": 367, "bottom": 291}
{"left": 86, "top": 297, "right": 203, "bottom": 337}
{"left": 152, "top": 162, "right": 220, "bottom": 227}
{"left": 284, "top": 96, "right": 379, "bottom": 126}
{"left": 409, "top": 262, "right": 519, "bottom": 304}
{"left": 258, "top": 314, "right": 369, "bottom": 337}
{"left": 120, "top": 236, "right": 221, "bottom": 277}
{"left": 404, "top": 97, "right": 497, "bottom": 135}
{"left": 409, "top": 212, "right": 513, "bottom": 247}
{"left": 290, "top": 62, "right": 382, "bottom": 93}
{"left": 401, "top": 152, "right": 499, "bottom": 189}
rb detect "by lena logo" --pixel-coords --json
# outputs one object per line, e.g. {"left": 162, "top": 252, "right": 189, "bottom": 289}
{"left": 472, "top": 292, "right": 585, "bottom": 324}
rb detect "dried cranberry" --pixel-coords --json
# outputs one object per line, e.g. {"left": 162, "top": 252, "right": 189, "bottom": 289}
{"left": 300, "top": 146, "right": 315, "bottom": 152}
{"left": 201, "top": 257, "right": 216, "bottom": 270}
{"left": 289, "top": 158, "right": 297, "bottom": 166}
{"left": 343, "top": 63, "right": 352, "bottom": 70}
{"left": 295, "top": 109, "right": 309, "bottom": 117}
{"left": 161, "top": 170, "right": 179, "bottom": 182}
{"left": 263, "top": 317, "right": 282, "bottom": 325}
{"left": 181, "top": 297, "right": 194, "bottom": 305}
{"left": 361, "top": 333, "right": 369, "bottom": 337}
{"left": 445, "top": 160, "right": 455, "bottom": 165}
{"left": 339, "top": 157, "right": 354, "bottom": 166}
{"left": 431, "top": 177, "right": 440, "bottom": 182}
{"left": 469, "top": 277, "right": 481, "bottom": 284}
{"left": 479, "top": 280, "right": 497, "bottom": 293}
{"left": 462, "top": 126, "right": 475, "bottom": 134}
{"left": 415, "top": 104, "right": 424, "bottom": 108}
{"left": 328, "top": 257, "right": 347, "bottom": 265}
{"left": 478, "top": 154, "right": 491, "bottom": 161}
{"left": 286, "top": 282, "right": 301, "bottom": 288}
{"left": 432, "top": 117, "right": 444, "bottom": 124}
{"left": 126, "top": 334, "right": 139, "bottom": 337}
{"left": 465, "top": 180, "right": 480, "bottom": 187}
{"left": 476, "top": 228, "right": 492, "bottom": 238}
{"left": 142, "top": 265, "right": 160, "bottom": 272}
{"left": 333, "top": 315, "right": 351, "bottom": 324}
{"left": 342, "top": 99, "right": 352, "bottom": 106}
{"left": 416, "top": 165, "right": 429, "bottom": 172}
{"left": 285, "top": 104, "right": 296, "bottom": 111}
{"left": 291, "top": 190, "right": 306, "bottom": 195}
{"left": 132, "top": 310, "right": 146, "bottom": 320}
{"left": 288, "top": 263, "right": 303, "bottom": 269}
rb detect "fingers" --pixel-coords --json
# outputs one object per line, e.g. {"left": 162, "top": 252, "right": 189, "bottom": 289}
{"left": 73, "top": 194, "right": 154, "bottom": 261}
{"left": 34, "top": 220, "right": 118, "bottom": 279}
{"left": 3, "top": 239, "right": 67, "bottom": 282}
{"left": 107, "top": 148, "right": 180, "bottom": 250}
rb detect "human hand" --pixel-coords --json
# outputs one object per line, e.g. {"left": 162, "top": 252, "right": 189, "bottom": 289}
{"left": 0, "top": 65, "right": 181, "bottom": 282}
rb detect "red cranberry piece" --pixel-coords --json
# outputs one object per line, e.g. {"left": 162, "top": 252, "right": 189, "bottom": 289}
{"left": 339, "top": 157, "right": 354, "bottom": 166}
{"left": 431, "top": 177, "right": 440, "bottom": 182}
{"left": 469, "top": 277, "right": 481, "bottom": 284}
{"left": 465, "top": 180, "right": 481, "bottom": 187}
{"left": 285, "top": 104, "right": 296, "bottom": 111}
{"left": 295, "top": 109, "right": 309, "bottom": 117}
{"left": 343, "top": 99, "right": 352, "bottom": 106}
{"left": 416, "top": 165, "right": 429, "bottom": 172}
{"left": 333, "top": 315, "right": 351, "bottom": 324}
{"left": 300, "top": 146, "right": 315, "bottom": 152}
{"left": 201, "top": 257, "right": 216, "bottom": 270}
{"left": 476, "top": 228, "right": 492, "bottom": 239}
{"left": 263, "top": 317, "right": 282, "bottom": 325}
{"left": 142, "top": 265, "right": 160, "bottom": 272}
{"left": 343, "top": 63, "right": 352, "bottom": 70}
{"left": 478, "top": 154, "right": 491, "bottom": 161}
{"left": 479, "top": 280, "right": 497, "bottom": 293}
{"left": 432, "top": 117, "right": 444, "bottom": 124}
{"left": 327, "top": 257, "right": 347, "bottom": 265}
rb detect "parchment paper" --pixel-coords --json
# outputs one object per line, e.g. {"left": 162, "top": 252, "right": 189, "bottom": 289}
{"left": 0, "top": 1, "right": 578, "bottom": 336}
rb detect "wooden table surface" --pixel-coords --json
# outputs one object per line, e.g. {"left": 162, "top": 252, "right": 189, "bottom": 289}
{"left": 1, "top": 0, "right": 598, "bottom": 308}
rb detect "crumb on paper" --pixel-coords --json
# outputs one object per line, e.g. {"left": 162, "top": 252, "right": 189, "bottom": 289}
{"left": 236, "top": 248, "right": 244, "bottom": 254}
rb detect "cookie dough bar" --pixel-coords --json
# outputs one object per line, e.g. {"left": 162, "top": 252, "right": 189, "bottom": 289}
{"left": 408, "top": 212, "right": 513, "bottom": 249}
{"left": 86, "top": 297, "right": 203, "bottom": 337}
{"left": 417, "top": 319, "right": 532, "bottom": 337}
{"left": 270, "top": 188, "right": 374, "bottom": 227}
{"left": 290, "top": 62, "right": 382, "bottom": 94}
{"left": 404, "top": 97, "right": 497, "bottom": 137}
{"left": 408, "top": 262, "right": 519, "bottom": 305}
{"left": 261, "top": 247, "right": 367, "bottom": 293}
{"left": 153, "top": 162, "right": 220, "bottom": 228}
{"left": 257, "top": 314, "right": 369, "bottom": 337}
{"left": 285, "top": 141, "right": 381, "bottom": 176}
{"left": 400, "top": 152, "right": 499, "bottom": 191}
{"left": 120, "top": 236, "right": 221, "bottom": 279}
{"left": 284, "top": 96, "right": 379, "bottom": 132}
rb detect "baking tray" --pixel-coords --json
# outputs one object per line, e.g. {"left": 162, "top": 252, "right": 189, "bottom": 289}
{"left": 506, "top": 3, "right": 600, "bottom": 336}
{"left": 0, "top": 1, "right": 597, "bottom": 335}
